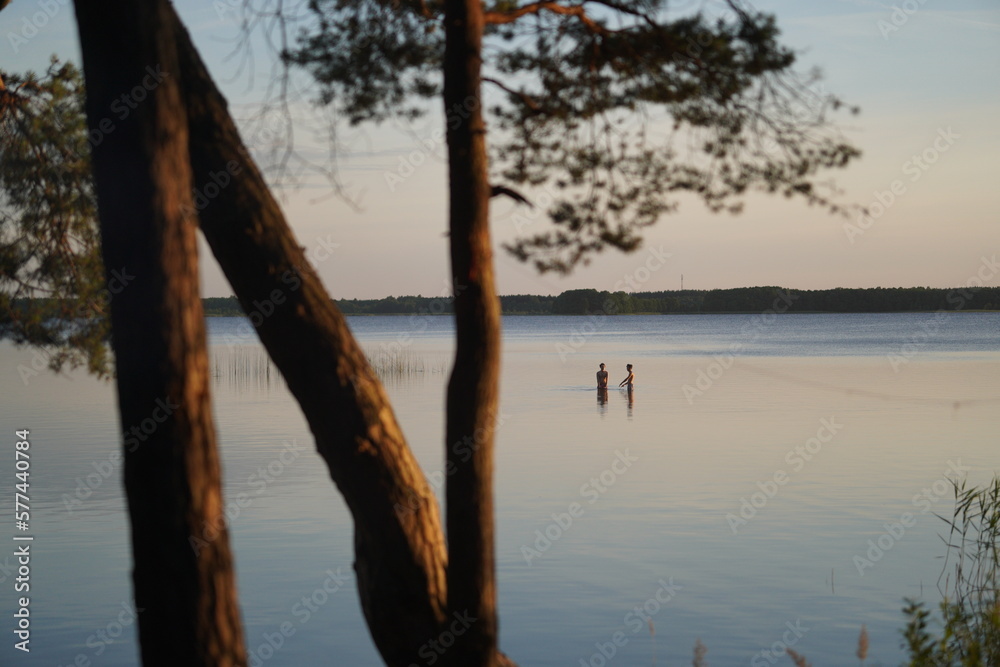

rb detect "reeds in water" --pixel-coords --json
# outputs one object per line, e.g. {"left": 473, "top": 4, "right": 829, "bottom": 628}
{"left": 210, "top": 345, "right": 281, "bottom": 390}
{"left": 364, "top": 346, "right": 445, "bottom": 381}
{"left": 210, "top": 343, "right": 444, "bottom": 389}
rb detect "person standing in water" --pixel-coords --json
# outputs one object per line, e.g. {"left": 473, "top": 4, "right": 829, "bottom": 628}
{"left": 597, "top": 363, "right": 610, "bottom": 408}
{"left": 596, "top": 363, "right": 609, "bottom": 389}
{"left": 618, "top": 364, "right": 635, "bottom": 390}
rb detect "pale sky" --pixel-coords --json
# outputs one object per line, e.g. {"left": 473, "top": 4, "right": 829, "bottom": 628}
{"left": 4, "top": 0, "right": 999, "bottom": 298}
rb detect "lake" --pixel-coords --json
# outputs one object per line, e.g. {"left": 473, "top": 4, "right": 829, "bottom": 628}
{"left": 1, "top": 312, "right": 998, "bottom": 666}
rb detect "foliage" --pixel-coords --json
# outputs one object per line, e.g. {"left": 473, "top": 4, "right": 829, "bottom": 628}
{"left": 287, "top": 0, "right": 861, "bottom": 273}
{"left": 901, "top": 477, "right": 1000, "bottom": 666}
{"left": 202, "top": 295, "right": 245, "bottom": 316}
{"left": 205, "top": 285, "right": 1000, "bottom": 316}
{"left": 0, "top": 59, "right": 110, "bottom": 377}
{"left": 16, "top": 284, "right": 999, "bottom": 322}
{"left": 702, "top": 286, "right": 1000, "bottom": 313}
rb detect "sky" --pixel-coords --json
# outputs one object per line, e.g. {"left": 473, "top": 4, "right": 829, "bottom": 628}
{"left": 3, "top": 0, "right": 999, "bottom": 299}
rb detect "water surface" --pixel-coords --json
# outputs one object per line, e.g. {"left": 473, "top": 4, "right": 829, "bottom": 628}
{"left": 1, "top": 313, "right": 997, "bottom": 666}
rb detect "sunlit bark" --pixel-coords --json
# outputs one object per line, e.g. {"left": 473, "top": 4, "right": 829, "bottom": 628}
{"left": 443, "top": 0, "right": 504, "bottom": 664}
{"left": 168, "top": 7, "right": 451, "bottom": 664}
{"left": 74, "top": 1, "right": 245, "bottom": 663}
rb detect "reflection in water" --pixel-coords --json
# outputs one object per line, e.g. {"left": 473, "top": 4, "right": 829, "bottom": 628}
{"left": 4, "top": 313, "right": 1000, "bottom": 667}
{"left": 596, "top": 386, "right": 634, "bottom": 418}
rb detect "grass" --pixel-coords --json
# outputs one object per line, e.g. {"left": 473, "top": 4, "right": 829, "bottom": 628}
{"left": 210, "top": 346, "right": 280, "bottom": 390}
{"left": 364, "top": 345, "right": 445, "bottom": 379}
{"left": 210, "top": 344, "right": 446, "bottom": 388}
{"left": 901, "top": 477, "right": 1000, "bottom": 666}
{"left": 682, "top": 477, "right": 1000, "bottom": 667}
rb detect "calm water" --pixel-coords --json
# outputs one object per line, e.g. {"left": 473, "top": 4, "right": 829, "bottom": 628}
{"left": 1, "top": 313, "right": 998, "bottom": 666}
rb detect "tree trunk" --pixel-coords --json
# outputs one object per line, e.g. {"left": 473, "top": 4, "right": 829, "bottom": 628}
{"left": 76, "top": 0, "right": 511, "bottom": 661}
{"left": 443, "top": 1, "right": 503, "bottom": 665}
{"left": 73, "top": 1, "right": 245, "bottom": 664}
{"left": 165, "top": 8, "right": 452, "bottom": 665}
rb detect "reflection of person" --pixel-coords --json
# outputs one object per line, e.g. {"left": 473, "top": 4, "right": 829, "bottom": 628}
{"left": 618, "top": 364, "right": 634, "bottom": 390}
{"left": 596, "top": 363, "right": 609, "bottom": 389}
{"left": 597, "top": 387, "right": 609, "bottom": 409}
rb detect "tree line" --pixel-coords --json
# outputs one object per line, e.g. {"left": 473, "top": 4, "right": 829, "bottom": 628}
{"left": 0, "top": 0, "right": 880, "bottom": 662}
{"left": 197, "top": 286, "right": 999, "bottom": 316}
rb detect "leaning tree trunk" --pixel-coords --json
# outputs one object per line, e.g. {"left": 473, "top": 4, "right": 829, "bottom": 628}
{"left": 76, "top": 0, "right": 512, "bottom": 662}
{"left": 164, "top": 7, "right": 454, "bottom": 665}
{"left": 73, "top": 1, "right": 245, "bottom": 664}
{"left": 443, "top": 0, "right": 504, "bottom": 665}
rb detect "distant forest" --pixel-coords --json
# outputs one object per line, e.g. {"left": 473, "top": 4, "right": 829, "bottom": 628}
{"left": 200, "top": 286, "right": 1000, "bottom": 316}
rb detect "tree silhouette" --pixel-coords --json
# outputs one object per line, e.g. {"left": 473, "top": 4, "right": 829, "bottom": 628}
{"left": 2, "top": 0, "right": 860, "bottom": 664}
{"left": 287, "top": 0, "right": 860, "bottom": 273}
{"left": 0, "top": 60, "right": 109, "bottom": 377}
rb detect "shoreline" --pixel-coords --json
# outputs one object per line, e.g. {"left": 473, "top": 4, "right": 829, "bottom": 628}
{"left": 204, "top": 309, "right": 1000, "bottom": 317}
